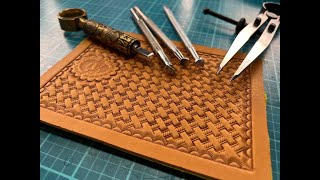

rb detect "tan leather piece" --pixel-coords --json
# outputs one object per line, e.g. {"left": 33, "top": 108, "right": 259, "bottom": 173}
{"left": 40, "top": 32, "right": 271, "bottom": 180}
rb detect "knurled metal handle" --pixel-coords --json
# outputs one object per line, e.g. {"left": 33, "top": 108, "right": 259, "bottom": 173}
{"left": 79, "top": 19, "right": 140, "bottom": 56}
{"left": 58, "top": 8, "right": 140, "bottom": 57}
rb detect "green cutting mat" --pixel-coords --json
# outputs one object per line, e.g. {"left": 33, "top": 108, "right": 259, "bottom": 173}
{"left": 40, "top": 0, "right": 280, "bottom": 179}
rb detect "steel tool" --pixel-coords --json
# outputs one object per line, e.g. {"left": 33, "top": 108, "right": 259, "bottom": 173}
{"left": 133, "top": 6, "right": 190, "bottom": 67}
{"left": 215, "top": 2, "right": 280, "bottom": 81}
{"left": 203, "top": 8, "right": 262, "bottom": 36}
{"left": 163, "top": 6, "right": 205, "bottom": 67}
{"left": 130, "top": 8, "right": 176, "bottom": 75}
{"left": 57, "top": 8, "right": 154, "bottom": 60}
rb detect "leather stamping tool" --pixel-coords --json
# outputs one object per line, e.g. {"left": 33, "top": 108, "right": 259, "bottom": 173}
{"left": 133, "top": 6, "right": 190, "bottom": 67}
{"left": 163, "top": 6, "right": 205, "bottom": 67}
{"left": 131, "top": 8, "right": 176, "bottom": 76}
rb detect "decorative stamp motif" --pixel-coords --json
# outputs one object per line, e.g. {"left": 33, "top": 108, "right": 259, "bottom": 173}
{"left": 71, "top": 47, "right": 120, "bottom": 81}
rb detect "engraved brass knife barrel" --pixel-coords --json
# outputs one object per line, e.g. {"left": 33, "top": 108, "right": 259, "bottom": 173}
{"left": 58, "top": 8, "right": 144, "bottom": 57}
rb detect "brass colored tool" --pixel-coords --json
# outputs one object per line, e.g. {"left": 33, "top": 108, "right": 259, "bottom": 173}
{"left": 57, "top": 8, "right": 153, "bottom": 60}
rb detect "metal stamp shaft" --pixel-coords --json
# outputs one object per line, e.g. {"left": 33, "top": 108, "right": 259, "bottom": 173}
{"left": 163, "top": 6, "right": 205, "bottom": 67}
{"left": 134, "top": 6, "right": 189, "bottom": 67}
{"left": 131, "top": 8, "right": 175, "bottom": 75}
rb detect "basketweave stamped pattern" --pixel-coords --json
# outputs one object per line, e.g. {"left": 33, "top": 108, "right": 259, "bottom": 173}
{"left": 40, "top": 39, "right": 253, "bottom": 170}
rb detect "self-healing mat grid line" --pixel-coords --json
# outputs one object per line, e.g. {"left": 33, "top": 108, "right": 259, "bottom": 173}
{"left": 40, "top": 0, "right": 280, "bottom": 179}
